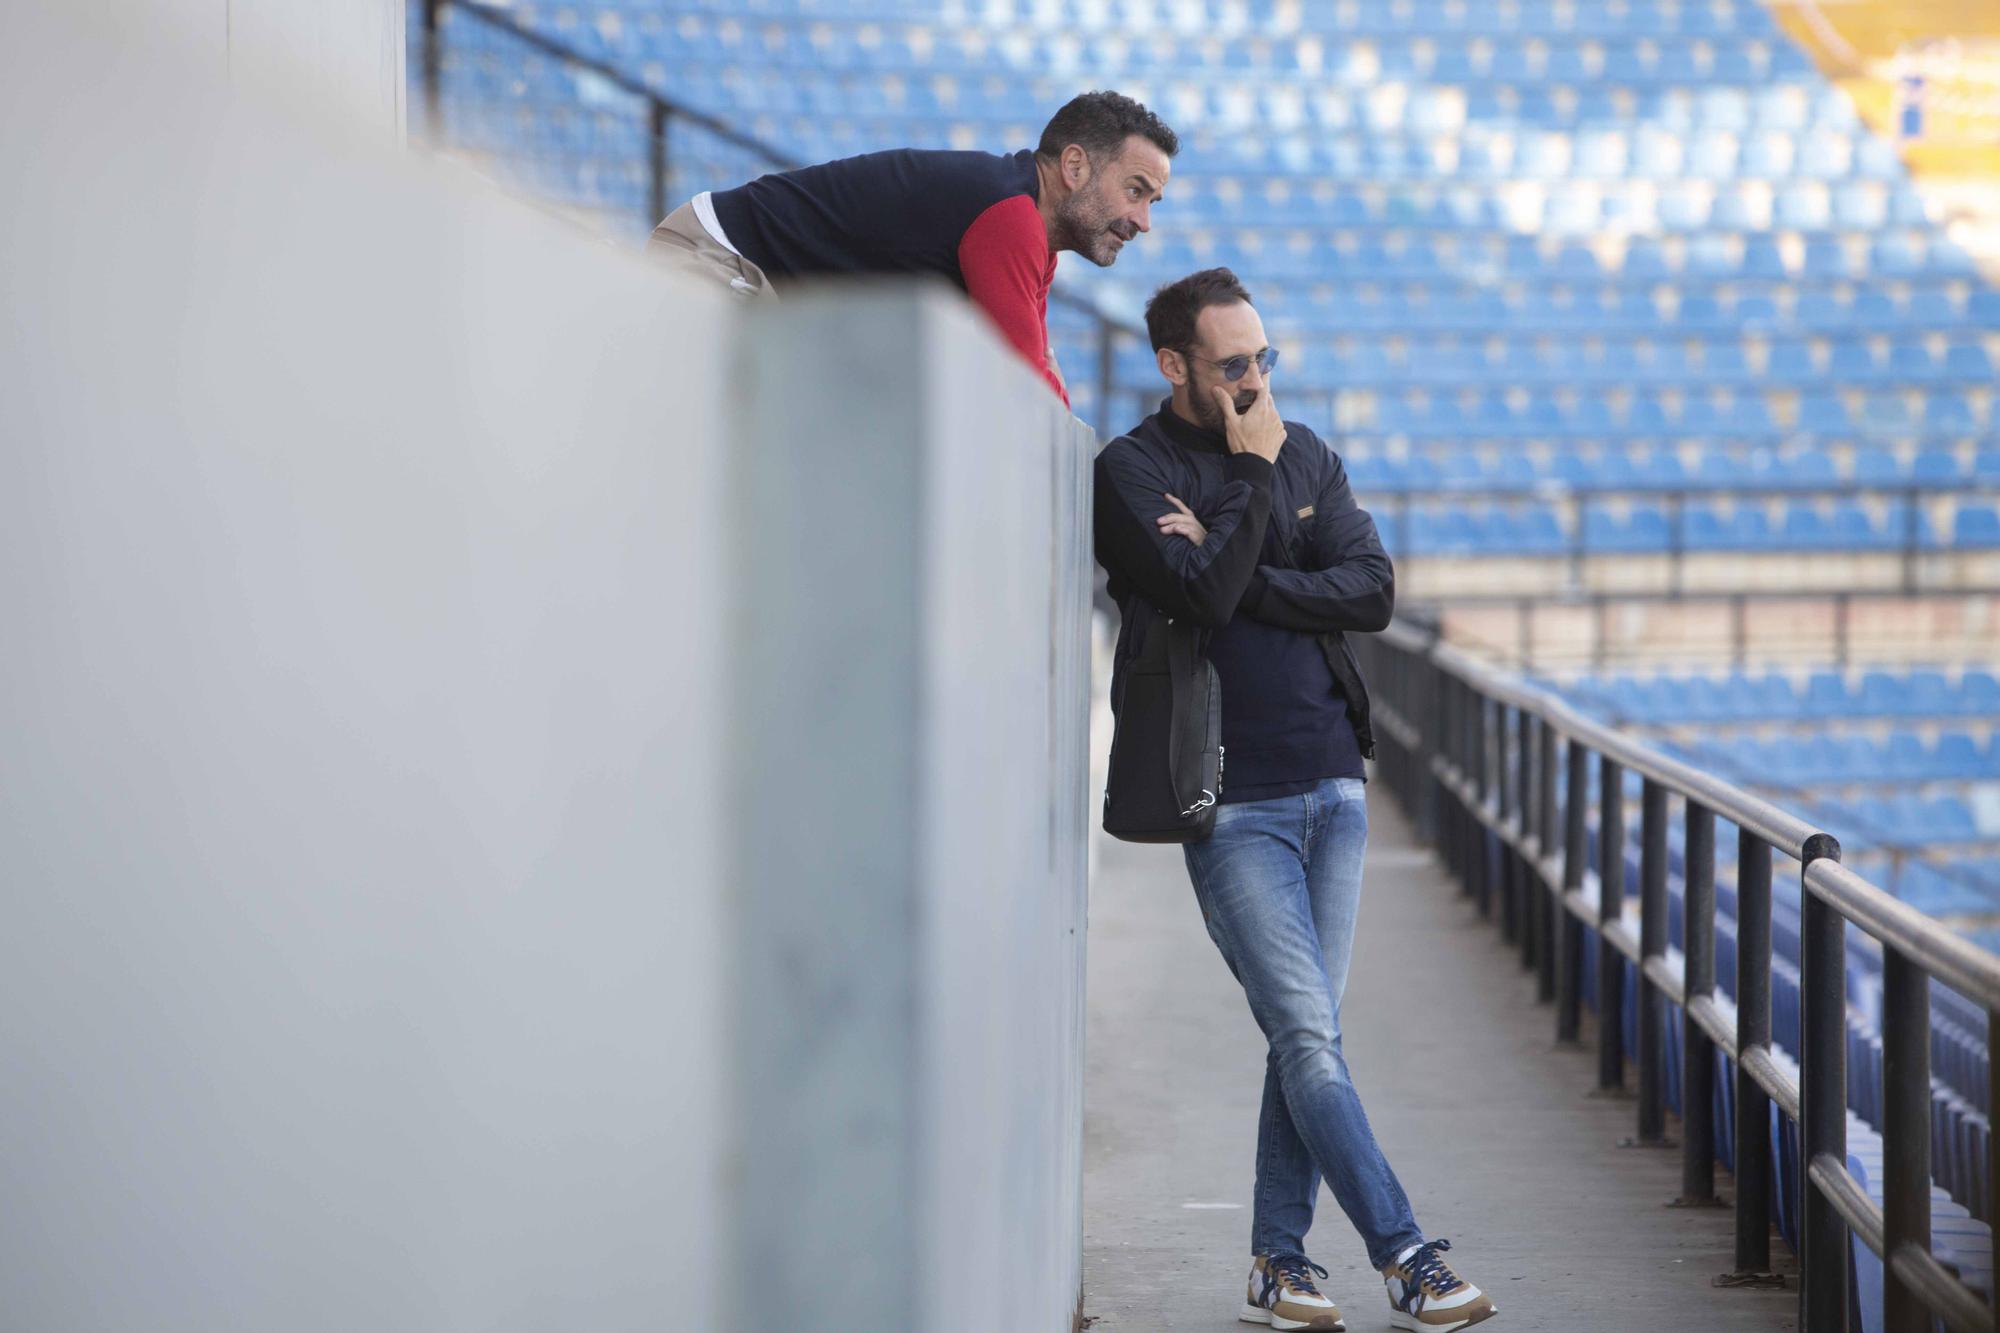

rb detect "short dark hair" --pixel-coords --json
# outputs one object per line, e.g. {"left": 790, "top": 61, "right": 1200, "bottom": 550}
{"left": 1036, "top": 90, "right": 1178, "bottom": 165}
{"left": 1145, "top": 267, "right": 1254, "bottom": 353}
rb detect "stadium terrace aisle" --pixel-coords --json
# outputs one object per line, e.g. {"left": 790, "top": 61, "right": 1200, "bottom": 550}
{"left": 1082, "top": 784, "right": 1798, "bottom": 1332}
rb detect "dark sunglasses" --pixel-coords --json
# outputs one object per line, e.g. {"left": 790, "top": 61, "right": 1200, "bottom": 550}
{"left": 1185, "top": 346, "right": 1280, "bottom": 382}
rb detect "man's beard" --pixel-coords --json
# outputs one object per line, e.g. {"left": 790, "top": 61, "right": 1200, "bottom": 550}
{"left": 1190, "top": 384, "right": 1258, "bottom": 432}
{"left": 1057, "top": 193, "right": 1130, "bottom": 267}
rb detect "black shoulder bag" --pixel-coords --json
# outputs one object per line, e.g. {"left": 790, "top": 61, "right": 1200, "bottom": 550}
{"left": 1102, "top": 611, "right": 1224, "bottom": 843}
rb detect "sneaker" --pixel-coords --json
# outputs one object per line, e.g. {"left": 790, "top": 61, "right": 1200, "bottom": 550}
{"left": 1241, "top": 1252, "right": 1345, "bottom": 1331}
{"left": 1381, "top": 1239, "right": 1496, "bottom": 1331}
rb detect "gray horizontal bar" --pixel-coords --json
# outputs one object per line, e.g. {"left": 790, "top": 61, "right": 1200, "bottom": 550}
{"left": 1805, "top": 860, "right": 2000, "bottom": 1010}
{"left": 1641, "top": 954, "right": 1684, "bottom": 1007}
{"left": 1889, "top": 1243, "right": 1994, "bottom": 1333}
{"left": 1686, "top": 994, "right": 1736, "bottom": 1059}
{"left": 1740, "top": 1044, "right": 1802, "bottom": 1123}
{"left": 1808, "top": 1153, "right": 1885, "bottom": 1258}
{"left": 1562, "top": 888, "right": 1596, "bottom": 926}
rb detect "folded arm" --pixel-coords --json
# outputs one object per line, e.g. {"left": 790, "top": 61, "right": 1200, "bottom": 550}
{"left": 1093, "top": 441, "right": 1273, "bottom": 630}
{"left": 1238, "top": 441, "right": 1394, "bottom": 633}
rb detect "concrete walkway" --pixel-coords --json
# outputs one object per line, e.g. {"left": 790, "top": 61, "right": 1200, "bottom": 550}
{"left": 1081, "top": 790, "right": 1799, "bottom": 1332}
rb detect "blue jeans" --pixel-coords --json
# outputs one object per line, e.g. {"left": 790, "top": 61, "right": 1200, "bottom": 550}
{"left": 1183, "top": 776, "right": 1425, "bottom": 1270}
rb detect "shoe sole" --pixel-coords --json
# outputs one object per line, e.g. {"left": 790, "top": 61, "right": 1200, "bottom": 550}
{"left": 1241, "top": 1304, "right": 1345, "bottom": 1331}
{"left": 1388, "top": 1301, "right": 1498, "bottom": 1331}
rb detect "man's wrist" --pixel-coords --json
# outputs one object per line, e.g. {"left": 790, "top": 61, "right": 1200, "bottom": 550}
{"left": 1225, "top": 452, "right": 1274, "bottom": 487}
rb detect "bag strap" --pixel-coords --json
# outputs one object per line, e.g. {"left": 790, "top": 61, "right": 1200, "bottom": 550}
{"left": 1164, "top": 619, "right": 1216, "bottom": 820}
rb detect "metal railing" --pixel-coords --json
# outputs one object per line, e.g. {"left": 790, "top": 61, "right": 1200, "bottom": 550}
{"left": 1358, "top": 619, "right": 2000, "bottom": 1332}
{"left": 413, "top": 0, "right": 1139, "bottom": 422}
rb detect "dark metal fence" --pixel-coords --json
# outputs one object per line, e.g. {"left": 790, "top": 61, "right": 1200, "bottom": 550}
{"left": 413, "top": 0, "right": 1137, "bottom": 423}
{"left": 1358, "top": 619, "right": 2000, "bottom": 1332}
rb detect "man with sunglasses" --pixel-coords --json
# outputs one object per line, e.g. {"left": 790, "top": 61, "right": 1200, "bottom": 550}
{"left": 1093, "top": 268, "right": 1498, "bottom": 1332}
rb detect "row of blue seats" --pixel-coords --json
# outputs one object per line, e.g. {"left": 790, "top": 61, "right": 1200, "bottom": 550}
{"left": 614, "top": 67, "right": 1865, "bottom": 137}
{"left": 447, "top": 94, "right": 1915, "bottom": 200}
{"left": 1684, "top": 732, "right": 2000, "bottom": 787}
{"left": 1813, "top": 794, "right": 1995, "bottom": 850}
{"left": 545, "top": 33, "right": 1823, "bottom": 91}
{"left": 652, "top": 0, "right": 1787, "bottom": 41}
{"left": 1568, "top": 668, "right": 2000, "bottom": 723}
{"left": 1374, "top": 499, "right": 2000, "bottom": 556}
{"left": 432, "top": 76, "right": 1928, "bottom": 234}
{"left": 1341, "top": 391, "right": 1994, "bottom": 439}
{"left": 450, "top": 109, "right": 1920, "bottom": 210}
{"left": 676, "top": 75, "right": 1860, "bottom": 143}
{"left": 1104, "top": 339, "right": 1999, "bottom": 388}
{"left": 1152, "top": 183, "right": 1926, "bottom": 236}
{"left": 1117, "top": 231, "right": 1981, "bottom": 278}
{"left": 1329, "top": 448, "right": 2000, "bottom": 493}
{"left": 1246, "top": 283, "right": 1992, "bottom": 331}
{"left": 449, "top": 90, "right": 1904, "bottom": 195}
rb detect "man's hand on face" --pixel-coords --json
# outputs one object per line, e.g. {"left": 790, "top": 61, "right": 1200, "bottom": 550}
{"left": 1211, "top": 383, "right": 1286, "bottom": 463}
{"left": 1156, "top": 492, "right": 1208, "bottom": 546}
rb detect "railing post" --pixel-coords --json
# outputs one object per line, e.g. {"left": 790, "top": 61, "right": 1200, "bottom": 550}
{"left": 1557, "top": 739, "right": 1587, "bottom": 1044}
{"left": 647, "top": 99, "right": 671, "bottom": 230}
{"left": 1471, "top": 691, "right": 1490, "bottom": 915}
{"left": 1535, "top": 715, "right": 1559, "bottom": 1004}
{"left": 1990, "top": 1006, "right": 1999, "bottom": 1285}
{"left": 1799, "top": 832, "right": 1848, "bottom": 1333}
{"left": 1096, "top": 320, "right": 1116, "bottom": 437}
{"left": 1495, "top": 702, "right": 1515, "bottom": 941}
{"left": 421, "top": 0, "right": 444, "bottom": 143}
{"left": 1597, "top": 756, "right": 1626, "bottom": 1092}
{"left": 1730, "top": 831, "right": 1776, "bottom": 1280}
{"left": 1415, "top": 645, "right": 1441, "bottom": 845}
{"left": 1516, "top": 703, "right": 1535, "bottom": 971}
{"left": 1882, "top": 945, "right": 1932, "bottom": 1332}
{"left": 1636, "top": 777, "right": 1668, "bottom": 1141}
{"left": 1678, "top": 801, "right": 1719, "bottom": 1204}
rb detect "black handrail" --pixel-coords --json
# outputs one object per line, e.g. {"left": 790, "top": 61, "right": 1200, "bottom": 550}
{"left": 1359, "top": 619, "right": 2000, "bottom": 1332}
{"left": 416, "top": 0, "right": 1140, "bottom": 422}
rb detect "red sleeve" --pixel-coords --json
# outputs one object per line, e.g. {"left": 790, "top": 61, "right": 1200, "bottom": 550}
{"left": 957, "top": 194, "right": 1068, "bottom": 406}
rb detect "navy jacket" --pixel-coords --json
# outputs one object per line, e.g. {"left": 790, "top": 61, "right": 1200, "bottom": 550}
{"left": 1094, "top": 400, "right": 1394, "bottom": 767}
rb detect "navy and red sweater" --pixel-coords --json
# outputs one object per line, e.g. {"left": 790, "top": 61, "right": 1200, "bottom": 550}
{"left": 709, "top": 147, "right": 1066, "bottom": 403}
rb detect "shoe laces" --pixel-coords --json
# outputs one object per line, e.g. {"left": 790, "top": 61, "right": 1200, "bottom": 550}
{"left": 1269, "top": 1253, "right": 1330, "bottom": 1297}
{"left": 1402, "top": 1239, "right": 1464, "bottom": 1296}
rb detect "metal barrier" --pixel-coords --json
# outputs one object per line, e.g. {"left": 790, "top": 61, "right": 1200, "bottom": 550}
{"left": 1356, "top": 620, "right": 2000, "bottom": 1332}
{"left": 413, "top": 0, "right": 1139, "bottom": 424}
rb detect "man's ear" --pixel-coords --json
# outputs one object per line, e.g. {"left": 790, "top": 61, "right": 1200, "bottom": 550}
{"left": 1158, "top": 346, "right": 1187, "bottom": 387}
{"left": 1061, "top": 143, "right": 1092, "bottom": 188}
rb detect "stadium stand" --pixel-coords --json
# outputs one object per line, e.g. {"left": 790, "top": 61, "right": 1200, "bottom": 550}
{"left": 415, "top": 1, "right": 2000, "bottom": 1317}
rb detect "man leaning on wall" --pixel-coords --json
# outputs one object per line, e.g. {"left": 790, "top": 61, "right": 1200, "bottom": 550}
{"left": 646, "top": 91, "right": 1176, "bottom": 406}
{"left": 1093, "top": 267, "right": 1499, "bottom": 1333}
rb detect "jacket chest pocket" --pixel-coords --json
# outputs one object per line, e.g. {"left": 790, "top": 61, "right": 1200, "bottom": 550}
{"left": 1269, "top": 482, "right": 1312, "bottom": 566}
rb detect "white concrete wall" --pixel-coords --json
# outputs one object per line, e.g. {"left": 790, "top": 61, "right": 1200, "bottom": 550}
{"left": 113, "top": 0, "right": 405, "bottom": 132}
{"left": 3, "top": 6, "right": 1093, "bottom": 1331}
{"left": 225, "top": 0, "right": 406, "bottom": 133}
{"left": 2, "top": 9, "right": 725, "bottom": 1331}
{"left": 731, "top": 289, "right": 1095, "bottom": 1331}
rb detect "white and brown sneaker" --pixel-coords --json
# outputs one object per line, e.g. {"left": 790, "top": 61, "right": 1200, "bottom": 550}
{"left": 1241, "top": 1252, "right": 1344, "bottom": 1331}
{"left": 1381, "top": 1239, "right": 1496, "bottom": 1331}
